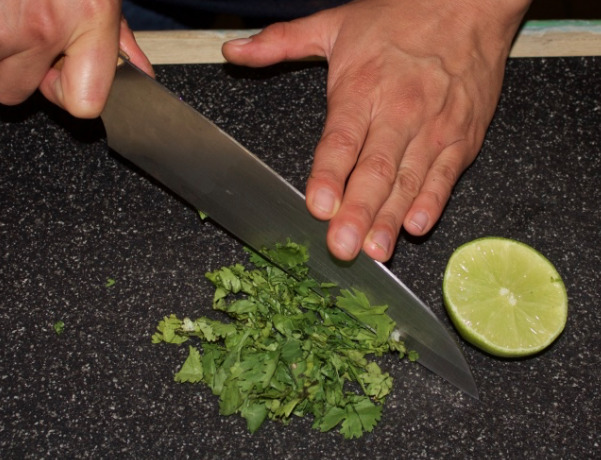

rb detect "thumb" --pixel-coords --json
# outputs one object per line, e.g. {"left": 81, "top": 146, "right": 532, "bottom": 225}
{"left": 222, "top": 16, "right": 329, "bottom": 67}
{"left": 39, "top": 38, "right": 119, "bottom": 119}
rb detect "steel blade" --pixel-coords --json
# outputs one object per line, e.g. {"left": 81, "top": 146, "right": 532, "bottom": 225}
{"left": 100, "top": 60, "right": 478, "bottom": 398}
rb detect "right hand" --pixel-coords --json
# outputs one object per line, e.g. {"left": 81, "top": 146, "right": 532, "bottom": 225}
{"left": 0, "top": 0, "right": 152, "bottom": 118}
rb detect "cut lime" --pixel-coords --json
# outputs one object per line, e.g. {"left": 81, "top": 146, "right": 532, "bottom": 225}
{"left": 443, "top": 237, "right": 568, "bottom": 358}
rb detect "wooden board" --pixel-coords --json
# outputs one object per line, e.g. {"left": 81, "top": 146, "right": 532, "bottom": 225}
{"left": 133, "top": 21, "right": 601, "bottom": 65}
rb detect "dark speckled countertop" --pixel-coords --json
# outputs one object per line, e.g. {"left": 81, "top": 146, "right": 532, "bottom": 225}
{"left": 1, "top": 57, "right": 600, "bottom": 458}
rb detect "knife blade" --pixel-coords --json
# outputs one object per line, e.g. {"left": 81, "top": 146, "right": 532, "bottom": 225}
{"left": 100, "top": 58, "right": 478, "bottom": 399}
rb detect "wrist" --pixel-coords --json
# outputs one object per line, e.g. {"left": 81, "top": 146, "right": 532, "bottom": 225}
{"left": 456, "top": 0, "right": 533, "bottom": 56}
{"left": 467, "top": 0, "right": 533, "bottom": 30}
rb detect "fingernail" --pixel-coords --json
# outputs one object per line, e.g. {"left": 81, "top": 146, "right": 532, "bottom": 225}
{"left": 369, "top": 231, "right": 391, "bottom": 255}
{"left": 226, "top": 37, "right": 253, "bottom": 46}
{"left": 312, "top": 188, "right": 336, "bottom": 215}
{"left": 335, "top": 225, "right": 360, "bottom": 256}
{"left": 409, "top": 211, "right": 429, "bottom": 232}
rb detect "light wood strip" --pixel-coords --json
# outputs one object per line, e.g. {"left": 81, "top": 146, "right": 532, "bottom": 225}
{"left": 134, "top": 25, "right": 601, "bottom": 65}
{"left": 134, "top": 30, "right": 260, "bottom": 65}
{"left": 510, "top": 29, "right": 601, "bottom": 57}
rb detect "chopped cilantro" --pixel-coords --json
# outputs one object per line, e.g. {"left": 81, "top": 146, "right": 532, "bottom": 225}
{"left": 53, "top": 321, "right": 65, "bottom": 335}
{"left": 106, "top": 278, "right": 115, "bottom": 288}
{"left": 153, "top": 242, "right": 414, "bottom": 438}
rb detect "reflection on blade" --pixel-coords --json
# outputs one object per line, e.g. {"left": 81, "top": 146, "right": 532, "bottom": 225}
{"left": 101, "top": 60, "right": 478, "bottom": 398}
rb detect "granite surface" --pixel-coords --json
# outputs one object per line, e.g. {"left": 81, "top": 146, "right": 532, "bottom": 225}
{"left": 1, "top": 57, "right": 599, "bottom": 458}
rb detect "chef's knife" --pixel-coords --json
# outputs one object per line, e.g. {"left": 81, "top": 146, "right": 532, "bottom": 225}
{"left": 100, "top": 57, "right": 478, "bottom": 399}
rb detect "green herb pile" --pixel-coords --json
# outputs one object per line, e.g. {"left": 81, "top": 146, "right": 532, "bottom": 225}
{"left": 152, "top": 242, "right": 416, "bottom": 439}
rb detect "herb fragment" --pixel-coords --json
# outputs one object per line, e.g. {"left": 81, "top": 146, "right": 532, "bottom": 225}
{"left": 53, "top": 321, "right": 65, "bottom": 335}
{"left": 153, "top": 242, "right": 414, "bottom": 438}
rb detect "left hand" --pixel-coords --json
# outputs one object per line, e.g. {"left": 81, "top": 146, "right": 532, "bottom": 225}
{"left": 223, "top": 0, "right": 530, "bottom": 262}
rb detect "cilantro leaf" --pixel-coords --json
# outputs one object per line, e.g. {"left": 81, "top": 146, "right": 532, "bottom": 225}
{"left": 336, "top": 289, "right": 396, "bottom": 345}
{"left": 152, "top": 315, "right": 188, "bottom": 344}
{"left": 339, "top": 396, "right": 382, "bottom": 439}
{"left": 314, "top": 406, "right": 346, "bottom": 433}
{"left": 357, "top": 362, "right": 393, "bottom": 400}
{"left": 240, "top": 400, "right": 268, "bottom": 433}
{"left": 174, "top": 346, "right": 203, "bottom": 383}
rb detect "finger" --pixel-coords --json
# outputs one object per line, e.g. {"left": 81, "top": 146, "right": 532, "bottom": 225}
{"left": 403, "top": 142, "right": 472, "bottom": 236}
{"left": 360, "top": 129, "right": 446, "bottom": 261}
{"left": 363, "top": 89, "right": 478, "bottom": 260}
{"left": 362, "top": 165, "right": 429, "bottom": 261}
{"left": 305, "top": 74, "right": 374, "bottom": 225}
{"left": 362, "top": 141, "right": 470, "bottom": 261}
{"left": 221, "top": 16, "right": 328, "bottom": 67}
{"left": 0, "top": 50, "right": 57, "bottom": 106}
{"left": 39, "top": 28, "right": 120, "bottom": 118}
{"left": 325, "top": 116, "right": 412, "bottom": 261}
{"left": 119, "top": 17, "right": 154, "bottom": 77}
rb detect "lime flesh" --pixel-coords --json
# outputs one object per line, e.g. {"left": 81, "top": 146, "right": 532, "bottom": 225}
{"left": 443, "top": 237, "right": 568, "bottom": 358}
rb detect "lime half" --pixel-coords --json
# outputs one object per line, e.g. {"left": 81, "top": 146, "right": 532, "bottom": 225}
{"left": 443, "top": 237, "right": 568, "bottom": 358}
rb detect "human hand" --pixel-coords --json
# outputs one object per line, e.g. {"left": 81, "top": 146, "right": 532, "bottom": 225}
{"left": 223, "top": 0, "right": 531, "bottom": 262}
{"left": 0, "top": 0, "right": 152, "bottom": 118}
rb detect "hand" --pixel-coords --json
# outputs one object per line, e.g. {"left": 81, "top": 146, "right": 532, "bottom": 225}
{"left": 223, "top": 0, "right": 531, "bottom": 262}
{"left": 0, "top": 0, "right": 152, "bottom": 118}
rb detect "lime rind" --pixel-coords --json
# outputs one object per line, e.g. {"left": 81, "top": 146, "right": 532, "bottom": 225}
{"left": 443, "top": 237, "right": 568, "bottom": 358}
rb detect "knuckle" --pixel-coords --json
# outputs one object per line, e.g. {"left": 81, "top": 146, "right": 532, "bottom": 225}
{"left": 421, "top": 189, "right": 446, "bottom": 210}
{"left": 262, "top": 21, "right": 291, "bottom": 42}
{"left": 308, "top": 168, "right": 342, "bottom": 191}
{"left": 23, "top": 12, "right": 60, "bottom": 47}
{"left": 320, "top": 127, "right": 361, "bottom": 158}
{"left": 375, "top": 208, "right": 402, "bottom": 233}
{"left": 358, "top": 153, "right": 397, "bottom": 186}
{"left": 344, "top": 201, "right": 377, "bottom": 227}
{"left": 387, "top": 63, "right": 454, "bottom": 120}
{"left": 431, "top": 161, "right": 460, "bottom": 187}
{"left": 397, "top": 84, "right": 425, "bottom": 112}
{"left": 395, "top": 167, "right": 423, "bottom": 200}
{"left": 6, "top": 0, "right": 120, "bottom": 49}
{"left": 81, "top": 0, "right": 121, "bottom": 19}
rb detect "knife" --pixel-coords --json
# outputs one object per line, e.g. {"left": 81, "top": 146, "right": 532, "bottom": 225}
{"left": 100, "top": 56, "right": 479, "bottom": 399}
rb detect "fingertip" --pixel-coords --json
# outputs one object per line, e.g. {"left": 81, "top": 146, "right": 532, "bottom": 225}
{"left": 306, "top": 186, "right": 340, "bottom": 220}
{"left": 221, "top": 36, "right": 254, "bottom": 64}
{"left": 404, "top": 209, "right": 432, "bottom": 236}
{"left": 124, "top": 46, "right": 154, "bottom": 77}
{"left": 223, "top": 37, "right": 253, "bottom": 51}
{"left": 120, "top": 20, "right": 154, "bottom": 77}
{"left": 222, "top": 28, "right": 288, "bottom": 67}
{"left": 363, "top": 229, "right": 393, "bottom": 262}
{"left": 223, "top": 19, "right": 324, "bottom": 67}
{"left": 327, "top": 223, "right": 362, "bottom": 261}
